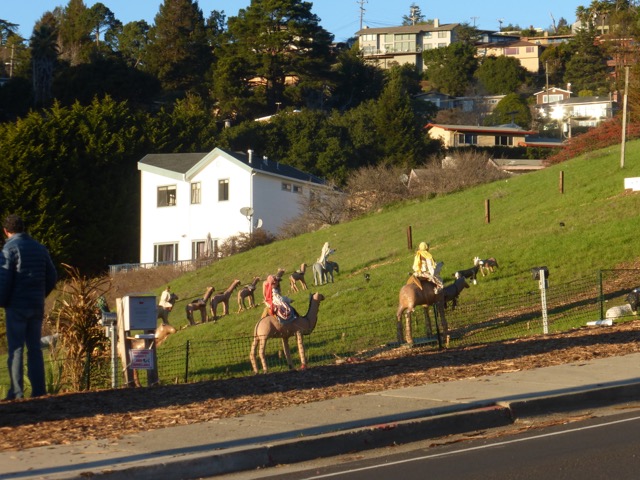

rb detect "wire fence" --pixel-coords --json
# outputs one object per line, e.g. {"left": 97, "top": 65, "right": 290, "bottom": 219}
{"left": 1, "top": 270, "right": 638, "bottom": 396}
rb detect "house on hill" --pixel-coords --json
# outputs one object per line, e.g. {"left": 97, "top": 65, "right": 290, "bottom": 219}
{"left": 425, "top": 123, "right": 538, "bottom": 148}
{"left": 137, "top": 148, "right": 326, "bottom": 265}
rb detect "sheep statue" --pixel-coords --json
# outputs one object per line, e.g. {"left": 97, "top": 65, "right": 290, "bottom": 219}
{"left": 605, "top": 288, "right": 640, "bottom": 322}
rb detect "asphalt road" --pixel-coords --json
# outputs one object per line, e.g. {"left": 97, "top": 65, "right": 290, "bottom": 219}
{"left": 225, "top": 407, "right": 640, "bottom": 480}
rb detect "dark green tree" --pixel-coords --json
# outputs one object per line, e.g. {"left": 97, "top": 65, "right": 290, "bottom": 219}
{"left": 110, "top": 20, "right": 150, "bottom": 68}
{"left": 539, "top": 43, "right": 571, "bottom": 89}
{"left": 475, "top": 55, "right": 529, "bottom": 94}
{"left": 423, "top": 42, "right": 478, "bottom": 96}
{"left": 0, "top": 97, "right": 151, "bottom": 273}
{"left": 58, "top": 0, "right": 93, "bottom": 65}
{"left": 326, "top": 45, "right": 385, "bottom": 111}
{"left": 402, "top": 4, "right": 426, "bottom": 25}
{"left": 483, "top": 93, "right": 531, "bottom": 128}
{"left": 214, "top": 0, "right": 334, "bottom": 117}
{"left": 87, "top": 3, "right": 116, "bottom": 46}
{"left": 564, "top": 26, "right": 610, "bottom": 95}
{"left": 144, "top": 0, "right": 212, "bottom": 92}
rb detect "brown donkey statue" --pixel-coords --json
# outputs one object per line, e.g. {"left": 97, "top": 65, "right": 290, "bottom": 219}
{"left": 250, "top": 292, "right": 325, "bottom": 374}
{"left": 396, "top": 273, "right": 449, "bottom": 346}
{"left": 237, "top": 277, "right": 260, "bottom": 313}
{"left": 289, "top": 263, "right": 308, "bottom": 293}
{"left": 185, "top": 286, "right": 215, "bottom": 325}
{"left": 210, "top": 280, "right": 241, "bottom": 321}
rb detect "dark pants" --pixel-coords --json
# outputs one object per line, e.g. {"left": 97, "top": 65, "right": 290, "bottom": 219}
{"left": 5, "top": 308, "right": 46, "bottom": 399}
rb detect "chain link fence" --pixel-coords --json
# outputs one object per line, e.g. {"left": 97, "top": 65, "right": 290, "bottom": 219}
{"left": 1, "top": 270, "right": 638, "bottom": 396}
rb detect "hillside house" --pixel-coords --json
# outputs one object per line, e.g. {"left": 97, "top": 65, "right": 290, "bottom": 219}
{"left": 536, "top": 95, "right": 617, "bottom": 128}
{"left": 356, "top": 19, "right": 461, "bottom": 72}
{"left": 426, "top": 123, "right": 537, "bottom": 148}
{"left": 476, "top": 39, "right": 542, "bottom": 73}
{"left": 137, "top": 148, "right": 325, "bottom": 265}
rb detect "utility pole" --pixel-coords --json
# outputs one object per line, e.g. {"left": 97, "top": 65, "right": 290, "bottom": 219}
{"left": 471, "top": 16, "right": 479, "bottom": 27}
{"left": 357, "top": 0, "right": 368, "bottom": 30}
{"left": 621, "top": 65, "right": 629, "bottom": 169}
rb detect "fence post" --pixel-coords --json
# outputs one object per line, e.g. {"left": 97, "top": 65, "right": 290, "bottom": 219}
{"left": 485, "top": 199, "right": 490, "bottom": 224}
{"left": 599, "top": 270, "right": 604, "bottom": 320}
{"left": 184, "top": 340, "right": 191, "bottom": 384}
{"left": 407, "top": 226, "right": 413, "bottom": 250}
{"left": 539, "top": 269, "right": 549, "bottom": 334}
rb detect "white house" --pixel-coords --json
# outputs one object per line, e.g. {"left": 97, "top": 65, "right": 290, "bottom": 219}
{"left": 137, "top": 147, "right": 326, "bottom": 264}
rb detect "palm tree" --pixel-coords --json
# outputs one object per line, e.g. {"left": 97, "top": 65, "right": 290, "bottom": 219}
{"left": 30, "top": 17, "right": 58, "bottom": 106}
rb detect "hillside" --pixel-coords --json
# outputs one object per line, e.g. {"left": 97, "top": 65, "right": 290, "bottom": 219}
{"left": 148, "top": 138, "right": 640, "bottom": 349}
{"left": 3, "top": 141, "right": 640, "bottom": 451}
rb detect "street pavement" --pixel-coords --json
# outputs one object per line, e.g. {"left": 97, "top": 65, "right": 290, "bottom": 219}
{"left": 2, "top": 352, "right": 640, "bottom": 480}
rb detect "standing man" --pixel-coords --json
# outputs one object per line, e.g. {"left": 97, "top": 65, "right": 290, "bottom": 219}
{"left": 0, "top": 214, "right": 57, "bottom": 400}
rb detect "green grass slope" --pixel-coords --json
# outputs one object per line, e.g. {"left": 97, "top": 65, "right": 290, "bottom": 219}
{"left": 158, "top": 141, "right": 640, "bottom": 348}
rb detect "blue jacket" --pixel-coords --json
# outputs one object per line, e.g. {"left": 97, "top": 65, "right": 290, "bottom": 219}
{"left": 0, "top": 233, "right": 57, "bottom": 310}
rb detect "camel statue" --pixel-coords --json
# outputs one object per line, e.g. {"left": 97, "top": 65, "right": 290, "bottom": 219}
{"left": 237, "top": 277, "right": 260, "bottom": 313}
{"left": 289, "top": 263, "right": 308, "bottom": 293}
{"left": 250, "top": 292, "right": 325, "bottom": 374}
{"left": 185, "top": 286, "right": 215, "bottom": 325}
{"left": 396, "top": 276, "right": 449, "bottom": 346}
{"left": 210, "top": 280, "right": 241, "bottom": 321}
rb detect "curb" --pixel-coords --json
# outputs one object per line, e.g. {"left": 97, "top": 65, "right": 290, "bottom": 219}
{"left": 29, "top": 382, "right": 640, "bottom": 479}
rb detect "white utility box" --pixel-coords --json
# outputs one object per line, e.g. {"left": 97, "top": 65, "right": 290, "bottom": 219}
{"left": 122, "top": 294, "right": 157, "bottom": 331}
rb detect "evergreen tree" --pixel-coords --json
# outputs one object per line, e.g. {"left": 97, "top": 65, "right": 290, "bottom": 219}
{"left": 58, "top": 0, "right": 93, "bottom": 65}
{"left": 402, "top": 4, "right": 426, "bottom": 26}
{"left": 214, "top": 0, "right": 334, "bottom": 118}
{"left": 483, "top": 93, "right": 531, "bottom": 128}
{"left": 475, "top": 55, "right": 529, "bottom": 94}
{"left": 144, "top": 0, "right": 212, "bottom": 92}
{"left": 564, "top": 27, "right": 610, "bottom": 95}
{"left": 423, "top": 42, "right": 478, "bottom": 96}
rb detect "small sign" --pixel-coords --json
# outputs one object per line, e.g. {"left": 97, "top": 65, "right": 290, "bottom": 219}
{"left": 624, "top": 177, "right": 640, "bottom": 191}
{"left": 130, "top": 349, "right": 154, "bottom": 370}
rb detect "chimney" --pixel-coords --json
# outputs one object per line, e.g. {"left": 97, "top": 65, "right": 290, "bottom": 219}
{"left": 433, "top": 18, "right": 439, "bottom": 28}
{"left": 247, "top": 149, "right": 253, "bottom": 164}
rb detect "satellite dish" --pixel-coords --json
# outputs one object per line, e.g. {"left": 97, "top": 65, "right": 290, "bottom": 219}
{"left": 255, "top": 218, "right": 263, "bottom": 229}
{"left": 240, "top": 207, "right": 254, "bottom": 218}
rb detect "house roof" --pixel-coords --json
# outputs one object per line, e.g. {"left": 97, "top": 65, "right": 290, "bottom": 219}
{"left": 426, "top": 123, "right": 537, "bottom": 135}
{"left": 356, "top": 23, "right": 460, "bottom": 35}
{"left": 477, "top": 39, "right": 539, "bottom": 48}
{"left": 489, "top": 158, "right": 545, "bottom": 172}
{"left": 138, "top": 147, "right": 326, "bottom": 185}
{"left": 533, "top": 87, "right": 572, "bottom": 96}
{"left": 551, "top": 95, "right": 615, "bottom": 106}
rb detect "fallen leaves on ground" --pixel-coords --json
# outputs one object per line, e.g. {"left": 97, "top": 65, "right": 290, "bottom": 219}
{"left": 2, "top": 320, "right": 640, "bottom": 452}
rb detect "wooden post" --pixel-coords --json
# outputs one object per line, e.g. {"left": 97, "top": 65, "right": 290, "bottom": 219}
{"left": 407, "top": 226, "right": 413, "bottom": 250}
{"left": 116, "top": 298, "right": 135, "bottom": 387}
{"left": 559, "top": 171, "right": 564, "bottom": 194}
{"left": 485, "top": 199, "right": 490, "bottom": 224}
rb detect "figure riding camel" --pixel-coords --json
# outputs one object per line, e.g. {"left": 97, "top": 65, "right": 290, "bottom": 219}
{"left": 410, "top": 242, "right": 444, "bottom": 293}
{"left": 262, "top": 274, "right": 297, "bottom": 322}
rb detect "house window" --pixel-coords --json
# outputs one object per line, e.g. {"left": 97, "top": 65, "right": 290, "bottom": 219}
{"left": 504, "top": 47, "right": 518, "bottom": 55}
{"left": 293, "top": 185, "right": 302, "bottom": 194}
{"left": 438, "top": 43, "right": 447, "bottom": 48}
{"left": 457, "top": 133, "right": 477, "bottom": 145}
{"left": 424, "top": 32, "right": 432, "bottom": 39}
{"left": 218, "top": 179, "right": 229, "bottom": 201}
{"left": 526, "top": 46, "right": 535, "bottom": 53}
{"left": 282, "top": 182, "right": 292, "bottom": 192}
{"left": 543, "top": 94, "right": 563, "bottom": 103}
{"left": 438, "top": 31, "right": 447, "bottom": 38}
{"left": 192, "top": 240, "right": 205, "bottom": 259}
{"left": 190, "top": 182, "right": 201, "bottom": 204}
{"left": 154, "top": 243, "right": 178, "bottom": 263}
{"left": 495, "top": 135, "right": 513, "bottom": 146}
{"left": 157, "top": 185, "right": 176, "bottom": 207}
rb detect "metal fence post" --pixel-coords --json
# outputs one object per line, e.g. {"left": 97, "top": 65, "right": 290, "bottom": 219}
{"left": 539, "top": 269, "right": 549, "bottom": 334}
{"left": 599, "top": 270, "right": 604, "bottom": 320}
{"left": 184, "top": 340, "right": 191, "bottom": 384}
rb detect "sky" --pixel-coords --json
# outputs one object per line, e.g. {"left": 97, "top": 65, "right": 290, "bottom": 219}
{"left": 4, "top": 1, "right": 586, "bottom": 43}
